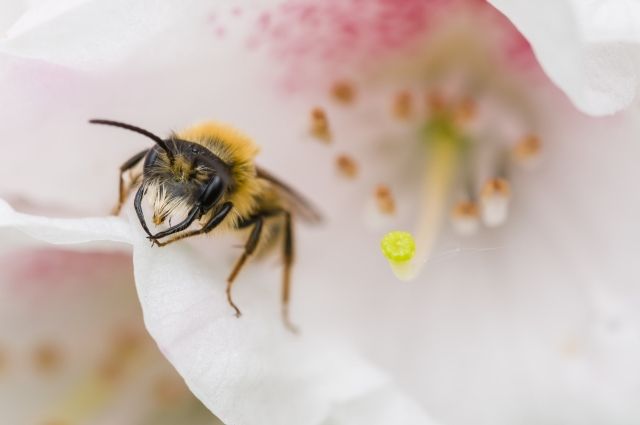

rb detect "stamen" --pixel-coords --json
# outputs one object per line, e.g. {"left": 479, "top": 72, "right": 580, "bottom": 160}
{"left": 41, "top": 328, "right": 147, "bottom": 424}
{"left": 380, "top": 231, "right": 416, "bottom": 280}
{"left": 33, "top": 343, "right": 63, "bottom": 375}
{"left": 393, "top": 91, "right": 413, "bottom": 120}
{"left": 374, "top": 184, "right": 396, "bottom": 215}
{"left": 153, "top": 375, "right": 189, "bottom": 406}
{"left": 336, "top": 154, "right": 358, "bottom": 178}
{"left": 410, "top": 131, "right": 460, "bottom": 277}
{"left": 309, "top": 107, "right": 332, "bottom": 142}
{"left": 382, "top": 124, "right": 461, "bottom": 280}
{"left": 512, "top": 134, "right": 541, "bottom": 167}
{"left": 331, "top": 80, "right": 356, "bottom": 104}
{"left": 480, "top": 178, "right": 511, "bottom": 227}
{"left": 0, "top": 347, "right": 6, "bottom": 375}
{"left": 426, "top": 90, "right": 447, "bottom": 115}
{"left": 454, "top": 96, "right": 477, "bottom": 125}
{"left": 451, "top": 201, "right": 480, "bottom": 235}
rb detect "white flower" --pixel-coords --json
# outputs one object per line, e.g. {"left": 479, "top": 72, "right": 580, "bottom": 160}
{"left": 2, "top": 1, "right": 640, "bottom": 425}
{"left": 489, "top": 0, "right": 640, "bottom": 115}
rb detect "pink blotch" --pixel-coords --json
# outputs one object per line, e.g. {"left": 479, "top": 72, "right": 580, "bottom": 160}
{"left": 214, "top": 27, "right": 226, "bottom": 39}
{"left": 250, "top": 0, "right": 439, "bottom": 87}
{"left": 1, "top": 249, "right": 132, "bottom": 295}
{"left": 258, "top": 11, "right": 271, "bottom": 30}
{"left": 249, "top": 0, "right": 538, "bottom": 88}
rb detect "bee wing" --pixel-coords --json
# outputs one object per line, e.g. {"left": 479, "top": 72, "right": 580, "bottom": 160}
{"left": 256, "top": 165, "right": 323, "bottom": 224}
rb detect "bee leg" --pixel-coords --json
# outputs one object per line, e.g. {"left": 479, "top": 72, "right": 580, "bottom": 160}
{"left": 281, "top": 211, "right": 299, "bottom": 333}
{"left": 151, "top": 202, "right": 233, "bottom": 246}
{"left": 147, "top": 206, "right": 201, "bottom": 241}
{"left": 226, "top": 216, "right": 264, "bottom": 317}
{"left": 134, "top": 184, "right": 154, "bottom": 238}
{"left": 113, "top": 149, "right": 148, "bottom": 215}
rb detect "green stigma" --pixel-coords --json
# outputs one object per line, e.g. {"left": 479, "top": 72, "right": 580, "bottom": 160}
{"left": 380, "top": 231, "right": 416, "bottom": 263}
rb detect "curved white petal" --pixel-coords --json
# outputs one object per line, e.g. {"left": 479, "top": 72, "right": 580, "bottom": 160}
{"left": 0, "top": 198, "right": 131, "bottom": 244}
{"left": 0, "top": 199, "right": 437, "bottom": 424}
{"left": 0, "top": 0, "right": 210, "bottom": 70}
{"left": 489, "top": 0, "right": 640, "bottom": 115}
{"left": 129, "top": 216, "right": 435, "bottom": 425}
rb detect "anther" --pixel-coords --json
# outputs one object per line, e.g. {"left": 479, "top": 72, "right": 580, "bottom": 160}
{"left": 451, "top": 201, "right": 480, "bottom": 235}
{"left": 0, "top": 347, "right": 6, "bottom": 375}
{"left": 310, "top": 107, "right": 332, "bottom": 142}
{"left": 33, "top": 343, "right": 62, "bottom": 375}
{"left": 99, "top": 328, "right": 143, "bottom": 382}
{"left": 512, "top": 134, "right": 541, "bottom": 167}
{"left": 393, "top": 91, "right": 413, "bottom": 120}
{"left": 153, "top": 375, "right": 189, "bottom": 406}
{"left": 454, "top": 96, "right": 476, "bottom": 125}
{"left": 426, "top": 90, "right": 447, "bottom": 114}
{"left": 331, "top": 80, "right": 356, "bottom": 104}
{"left": 336, "top": 154, "right": 358, "bottom": 178}
{"left": 480, "top": 178, "right": 511, "bottom": 227}
{"left": 374, "top": 184, "right": 396, "bottom": 215}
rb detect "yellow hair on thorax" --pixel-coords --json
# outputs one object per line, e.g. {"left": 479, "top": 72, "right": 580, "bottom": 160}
{"left": 177, "top": 122, "right": 264, "bottom": 225}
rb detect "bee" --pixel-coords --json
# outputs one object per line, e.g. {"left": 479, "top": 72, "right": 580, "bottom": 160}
{"left": 90, "top": 119, "right": 322, "bottom": 331}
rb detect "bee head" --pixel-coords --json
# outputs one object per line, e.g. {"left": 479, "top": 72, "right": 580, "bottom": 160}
{"left": 89, "top": 119, "right": 231, "bottom": 226}
{"left": 144, "top": 139, "right": 231, "bottom": 225}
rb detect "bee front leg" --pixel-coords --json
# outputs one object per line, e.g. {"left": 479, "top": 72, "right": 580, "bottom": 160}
{"left": 134, "top": 184, "right": 154, "bottom": 238}
{"left": 150, "top": 202, "right": 233, "bottom": 247}
{"left": 113, "top": 149, "right": 148, "bottom": 215}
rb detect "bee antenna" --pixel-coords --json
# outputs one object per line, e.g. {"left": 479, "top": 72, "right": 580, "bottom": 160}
{"left": 89, "top": 119, "right": 175, "bottom": 162}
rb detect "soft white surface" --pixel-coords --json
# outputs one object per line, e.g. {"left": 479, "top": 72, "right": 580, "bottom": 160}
{"left": 0, "top": 198, "right": 131, "bottom": 244}
{"left": 0, "top": 201, "right": 437, "bottom": 425}
{"left": 489, "top": 0, "right": 640, "bottom": 115}
{"left": 0, "top": 0, "right": 205, "bottom": 69}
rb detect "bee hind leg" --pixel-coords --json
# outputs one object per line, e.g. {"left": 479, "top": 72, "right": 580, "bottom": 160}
{"left": 281, "top": 211, "right": 298, "bottom": 333}
{"left": 226, "top": 216, "right": 265, "bottom": 317}
{"left": 113, "top": 149, "right": 148, "bottom": 215}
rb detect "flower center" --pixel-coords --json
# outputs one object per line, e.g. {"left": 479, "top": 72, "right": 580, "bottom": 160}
{"left": 307, "top": 76, "right": 541, "bottom": 280}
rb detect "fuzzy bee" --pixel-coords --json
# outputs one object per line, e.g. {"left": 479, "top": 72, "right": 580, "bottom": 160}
{"left": 90, "top": 119, "right": 321, "bottom": 331}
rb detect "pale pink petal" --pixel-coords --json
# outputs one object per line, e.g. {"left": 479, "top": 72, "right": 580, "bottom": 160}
{"left": 489, "top": 0, "right": 640, "bottom": 115}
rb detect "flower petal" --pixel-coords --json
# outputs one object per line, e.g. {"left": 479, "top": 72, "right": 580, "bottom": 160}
{"left": 0, "top": 0, "right": 208, "bottom": 70}
{"left": 489, "top": 0, "right": 640, "bottom": 115}
{"left": 129, "top": 217, "right": 437, "bottom": 425}
{"left": 0, "top": 197, "right": 437, "bottom": 424}
{"left": 0, "top": 198, "right": 131, "bottom": 245}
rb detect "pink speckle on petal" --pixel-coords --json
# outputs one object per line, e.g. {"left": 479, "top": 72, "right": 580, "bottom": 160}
{"left": 1, "top": 249, "right": 132, "bottom": 300}
{"left": 258, "top": 12, "right": 271, "bottom": 30}
{"left": 250, "top": 0, "right": 537, "bottom": 89}
{"left": 251, "top": 0, "right": 440, "bottom": 87}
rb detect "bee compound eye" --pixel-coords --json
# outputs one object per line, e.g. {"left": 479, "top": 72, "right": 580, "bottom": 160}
{"left": 199, "top": 175, "right": 225, "bottom": 210}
